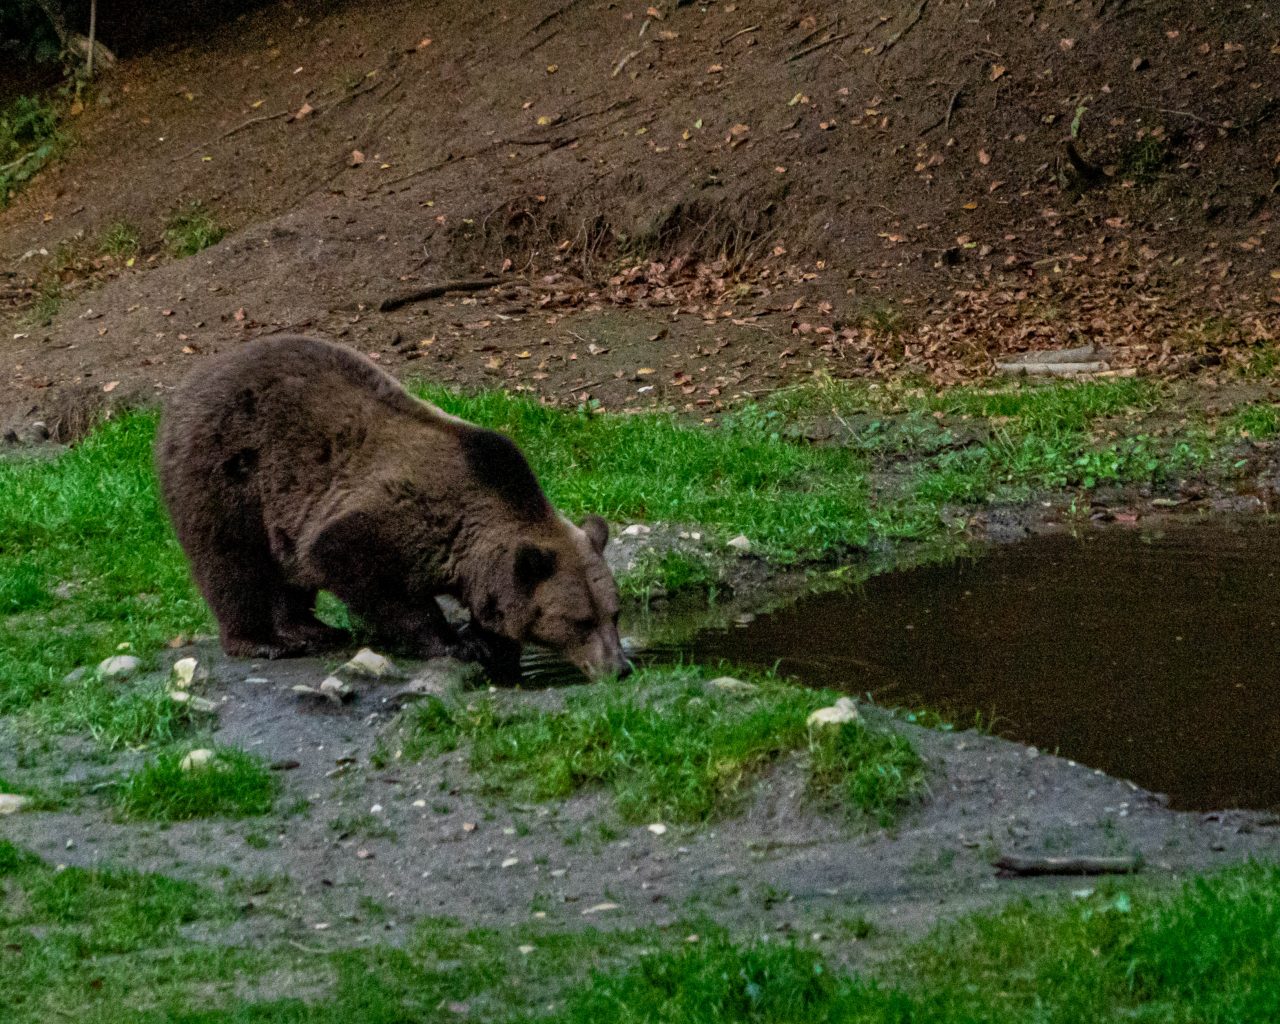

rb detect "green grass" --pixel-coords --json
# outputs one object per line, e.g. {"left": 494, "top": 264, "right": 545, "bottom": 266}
{"left": 0, "top": 94, "right": 62, "bottom": 206}
{"left": 548, "top": 862, "right": 1280, "bottom": 1023}
{"left": 419, "top": 384, "right": 875, "bottom": 559}
{"left": 4, "top": 837, "right": 1280, "bottom": 1022}
{"left": 391, "top": 668, "right": 924, "bottom": 823}
{"left": 165, "top": 201, "right": 225, "bottom": 256}
{"left": 114, "top": 746, "right": 278, "bottom": 820}
{"left": 0, "top": 414, "right": 210, "bottom": 728}
{"left": 100, "top": 220, "right": 142, "bottom": 259}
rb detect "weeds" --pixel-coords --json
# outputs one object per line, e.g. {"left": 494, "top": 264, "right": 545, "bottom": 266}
{"left": 0, "top": 94, "right": 62, "bottom": 205}
{"left": 115, "top": 746, "right": 278, "bottom": 820}
{"left": 165, "top": 201, "right": 225, "bottom": 256}
{"left": 100, "top": 220, "right": 142, "bottom": 259}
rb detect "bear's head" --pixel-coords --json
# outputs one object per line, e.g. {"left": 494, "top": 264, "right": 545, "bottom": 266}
{"left": 476, "top": 514, "right": 630, "bottom": 682}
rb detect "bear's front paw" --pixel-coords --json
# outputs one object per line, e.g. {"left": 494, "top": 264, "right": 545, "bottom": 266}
{"left": 456, "top": 622, "right": 523, "bottom": 685}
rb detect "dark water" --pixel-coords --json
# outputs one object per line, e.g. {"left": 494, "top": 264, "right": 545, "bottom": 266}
{"left": 684, "top": 521, "right": 1280, "bottom": 812}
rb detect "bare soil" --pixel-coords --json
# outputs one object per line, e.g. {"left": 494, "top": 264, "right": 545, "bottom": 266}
{"left": 2, "top": 0, "right": 1278, "bottom": 436}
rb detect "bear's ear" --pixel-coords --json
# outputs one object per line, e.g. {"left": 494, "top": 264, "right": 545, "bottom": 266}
{"left": 514, "top": 543, "right": 558, "bottom": 590}
{"left": 582, "top": 514, "right": 609, "bottom": 555}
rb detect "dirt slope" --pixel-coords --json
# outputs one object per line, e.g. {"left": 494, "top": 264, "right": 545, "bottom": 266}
{"left": 2, "top": 0, "right": 1277, "bottom": 434}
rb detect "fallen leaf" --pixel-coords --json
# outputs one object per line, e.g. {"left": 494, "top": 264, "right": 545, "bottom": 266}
{"left": 292, "top": 102, "right": 314, "bottom": 120}
{"left": 102, "top": 381, "right": 119, "bottom": 393}
{"left": 978, "top": 148, "right": 990, "bottom": 165}
{"left": 349, "top": 149, "right": 365, "bottom": 166}
{"left": 417, "top": 37, "right": 432, "bottom": 49}
{"left": 234, "top": 307, "right": 246, "bottom": 321}
{"left": 707, "top": 63, "right": 723, "bottom": 73}
{"left": 990, "top": 64, "right": 1006, "bottom": 81}
{"left": 546, "top": 64, "right": 558, "bottom": 73}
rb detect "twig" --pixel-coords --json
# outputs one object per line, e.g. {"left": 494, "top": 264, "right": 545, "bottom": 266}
{"left": 787, "top": 31, "right": 856, "bottom": 62}
{"left": 874, "top": 0, "right": 930, "bottom": 56}
{"left": 945, "top": 86, "right": 963, "bottom": 130}
{"left": 994, "top": 854, "right": 1141, "bottom": 876}
{"left": 612, "top": 47, "right": 644, "bottom": 78}
{"left": 172, "top": 109, "right": 292, "bottom": 161}
{"left": 527, "top": 0, "right": 585, "bottom": 37}
{"left": 377, "top": 277, "right": 501, "bottom": 312}
{"left": 499, "top": 135, "right": 578, "bottom": 148}
{"left": 564, "top": 96, "right": 637, "bottom": 124}
{"left": 721, "top": 23, "right": 761, "bottom": 47}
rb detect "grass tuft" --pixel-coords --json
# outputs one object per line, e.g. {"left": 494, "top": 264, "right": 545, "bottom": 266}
{"left": 115, "top": 746, "right": 279, "bottom": 820}
{"left": 165, "top": 201, "right": 225, "bottom": 256}
{"left": 394, "top": 668, "right": 923, "bottom": 823}
{"left": 100, "top": 220, "right": 142, "bottom": 259}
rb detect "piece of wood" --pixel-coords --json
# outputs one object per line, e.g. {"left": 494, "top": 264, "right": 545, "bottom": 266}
{"left": 995, "top": 854, "right": 1140, "bottom": 876}
{"left": 377, "top": 278, "right": 500, "bottom": 313}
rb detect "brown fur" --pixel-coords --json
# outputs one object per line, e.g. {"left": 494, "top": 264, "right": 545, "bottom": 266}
{"left": 155, "top": 335, "right": 629, "bottom": 681}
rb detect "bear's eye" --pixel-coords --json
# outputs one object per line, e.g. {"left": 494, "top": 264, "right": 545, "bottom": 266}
{"left": 573, "top": 616, "right": 596, "bottom": 633}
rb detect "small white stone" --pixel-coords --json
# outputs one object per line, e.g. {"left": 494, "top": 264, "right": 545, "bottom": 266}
{"left": 806, "top": 697, "right": 859, "bottom": 729}
{"left": 725, "top": 534, "right": 752, "bottom": 554}
{"left": 180, "top": 748, "right": 216, "bottom": 771}
{"left": 188, "top": 696, "right": 218, "bottom": 713}
{"left": 550, "top": 868, "right": 567, "bottom": 878}
{"left": 313, "top": 922, "right": 330, "bottom": 931}
{"left": 370, "top": 804, "right": 383, "bottom": 814}
{"left": 244, "top": 676, "right": 270, "bottom": 684}
{"left": 412, "top": 799, "right": 427, "bottom": 808}
{"left": 169, "top": 690, "right": 191, "bottom": 704}
{"left": 582, "top": 902, "right": 619, "bottom": 915}
{"left": 502, "top": 857, "right": 520, "bottom": 868}
{"left": 97, "top": 654, "right": 141, "bottom": 679}
{"left": 341, "top": 648, "right": 399, "bottom": 679}
{"left": 518, "top": 944, "right": 535, "bottom": 955}
{"left": 319, "top": 676, "right": 354, "bottom": 703}
{"left": 0, "top": 794, "right": 31, "bottom": 815}
{"left": 647, "top": 823, "right": 668, "bottom": 836}
{"left": 621, "top": 524, "right": 651, "bottom": 537}
{"left": 170, "top": 656, "right": 207, "bottom": 689}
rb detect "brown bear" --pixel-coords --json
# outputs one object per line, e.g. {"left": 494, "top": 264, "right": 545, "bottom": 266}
{"left": 155, "top": 335, "right": 630, "bottom": 683}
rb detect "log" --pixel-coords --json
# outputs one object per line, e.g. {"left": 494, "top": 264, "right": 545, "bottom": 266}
{"left": 994, "top": 854, "right": 1141, "bottom": 876}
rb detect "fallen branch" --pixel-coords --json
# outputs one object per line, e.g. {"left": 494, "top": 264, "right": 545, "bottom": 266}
{"left": 172, "top": 109, "right": 292, "bottom": 161}
{"left": 377, "top": 278, "right": 501, "bottom": 313}
{"left": 527, "top": 0, "right": 585, "bottom": 37}
{"left": 787, "top": 30, "right": 856, "bottom": 62}
{"left": 994, "top": 854, "right": 1141, "bottom": 876}
{"left": 612, "top": 47, "right": 645, "bottom": 78}
{"left": 721, "top": 23, "right": 761, "bottom": 47}
{"left": 874, "top": 0, "right": 930, "bottom": 56}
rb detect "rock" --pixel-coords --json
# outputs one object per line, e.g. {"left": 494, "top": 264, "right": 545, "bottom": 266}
{"left": 707, "top": 675, "right": 758, "bottom": 696}
{"left": 170, "top": 656, "right": 208, "bottom": 689}
{"left": 725, "top": 534, "right": 752, "bottom": 554}
{"left": 621, "top": 524, "right": 651, "bottom": 537}
{"left": 180, "top": 748, "right": 216, "bottom": 771}
{"left": 0, "top": 794, "right": 31, "bottom": 815}
{"left": 806, "top": 697, "right": 859, "bottom": 729}
{"left": 168, "top": 691, "right": 217, "bottom": 712}
{"left": 97, "top": 654, "right": 141, "bottom": 679}
{"left": 62, "top": 666, "right": 88, "bottom": 685}
{"left": 393, "top": 658, "right": 483, "bottom": 705}
{"left": 320, "top": 676, "right": 355, "bottom": 703}
{"left": 340, "top": 647, "right": 400, "bottom": 680}
{"left": 647, "top": 823, "right": 668, "bottom": 836}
